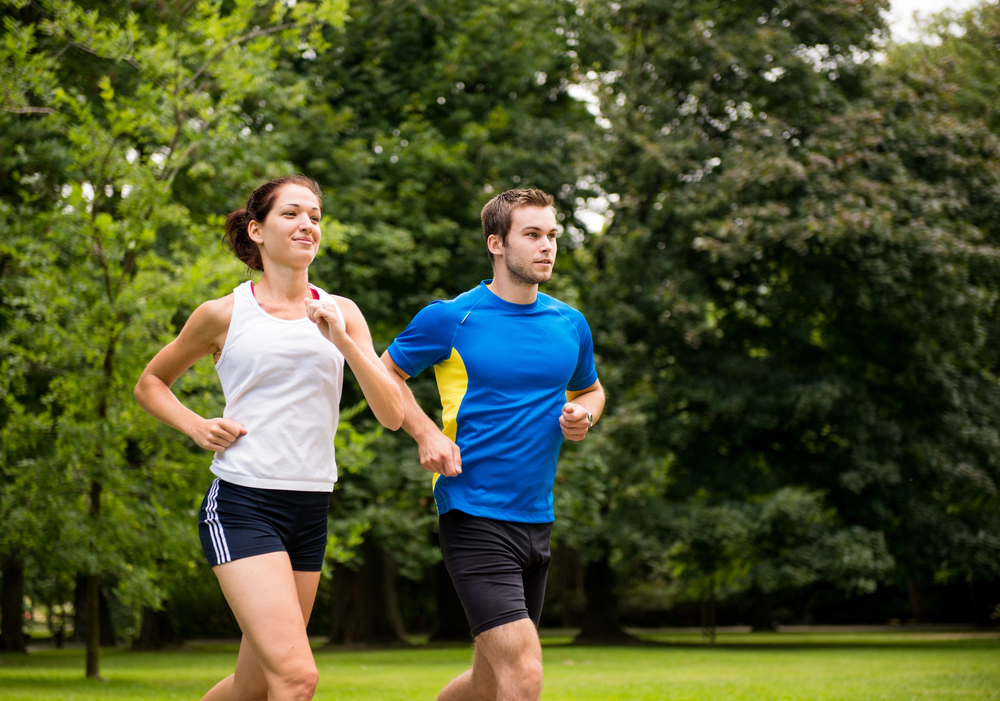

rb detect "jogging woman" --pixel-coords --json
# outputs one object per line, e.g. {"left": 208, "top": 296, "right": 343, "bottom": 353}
{"left": 134, "top": 175, "right": 402, "bottom": 701}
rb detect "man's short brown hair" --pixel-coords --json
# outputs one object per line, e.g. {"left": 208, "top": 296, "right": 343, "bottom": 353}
{"left": 481, "top": 188, "right": 555, "bottom": 265}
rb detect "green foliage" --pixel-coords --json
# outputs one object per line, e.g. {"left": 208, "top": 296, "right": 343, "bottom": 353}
{"left": 571, "top": 0, "right": 1000, "bottom": 616}
{"left": 0, "top": 0, "right": 349, "bottom": 666}
{"left": 285, "top": 0, "right": 599, "bottom": 333}
{"left": 3, "top": 0, "right": 1000, "bottom": 647}
{"left": 888, "top": 2, "right": 1000, "bottom": 133}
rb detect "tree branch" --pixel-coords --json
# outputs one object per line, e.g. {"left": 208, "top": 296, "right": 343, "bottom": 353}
{"left": 1, "top": 106, "right": 56, "bottom": 114}
{"left": 63, "top": 37, "right": 143, "bottom": 72}
{"left": 175, "top": 22, "right": 297, "bottom": 96}
{"left": 164, "top": 141, "right": 197, "bottom": 185}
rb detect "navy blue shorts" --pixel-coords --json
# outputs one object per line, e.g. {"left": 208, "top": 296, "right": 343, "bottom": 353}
{"left": 438, "top": 509, "right": 552, "bottom": 637}
{"left": 198, "top": 478, "right": 331, "bottom": 571}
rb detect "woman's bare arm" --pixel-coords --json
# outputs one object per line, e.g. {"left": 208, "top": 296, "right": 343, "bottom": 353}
{"left": 134, "top": 296, "right": 247, "bottom": 452}
{"left": 305, "top": 296, "right": 403, "bottom": 431}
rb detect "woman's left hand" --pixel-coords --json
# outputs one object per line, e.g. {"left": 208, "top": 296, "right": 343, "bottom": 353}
{"left": 305, "top": 298, "right": 351, "bottom": 350}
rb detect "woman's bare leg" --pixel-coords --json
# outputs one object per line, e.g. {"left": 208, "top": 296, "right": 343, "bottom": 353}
{"left": 201, "top": 553, "right": 322, "bottom": 701}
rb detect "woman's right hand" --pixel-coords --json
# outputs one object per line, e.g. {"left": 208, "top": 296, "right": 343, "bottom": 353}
{"left": 189, "top": 417, "right": 247, "bottom": 452}
{"left": 305, "top": 298, "right": 351, "bottom": 351}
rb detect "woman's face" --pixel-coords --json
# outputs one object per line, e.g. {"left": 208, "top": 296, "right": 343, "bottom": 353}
{"left": 248, "top": 183, "right": 322, "bottom": 270}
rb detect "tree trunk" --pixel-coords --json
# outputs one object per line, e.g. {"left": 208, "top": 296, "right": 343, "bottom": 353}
{"left": 550, "top": 546, "right": 585, "bottom": 628}
{"left": 700, "top": 578, "right": 717, "bottom": 644}
{"left": 98, "top": 588, "right": 115, "bottom": 647}
{"left": 744, "top": 587, "right": 776, "bottom": 632}
{"left": 132, "top": 605, "right": 180, "bottom": 650}
{"left": 428, "top": 540, "right": 469, "bottom": 642}
{"left": 85, "top": 574, "right": 101, "bottom": 678}
{"left": 0, "top": 556, "right": 27, "bottom": 652}
{"left": 906, "top": 577, "right": 928, "bottom": 623}
{"left": 575, "top": 552, "right": 633, "bottom": 644}
{"left": 72, "top": 577, "right": 116, "bottom": 648}
{"left": 85, "top": 479, "right": 102, "bottom": 680}
{"left": 71, "top": 574, "right": 87, "bottom": 642}
{"left": 328, "top": 538, "right": 408, "bottom": 645}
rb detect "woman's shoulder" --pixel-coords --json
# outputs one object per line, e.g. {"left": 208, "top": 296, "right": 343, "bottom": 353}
{"left": 185, "top": 293, "right": 235, "bottom": 336}
{"left": 328, "top": 294, "right": 359, "bottom": 313}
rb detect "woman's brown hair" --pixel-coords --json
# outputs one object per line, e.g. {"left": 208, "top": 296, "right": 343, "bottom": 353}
{"left": 223, "top": 175, "right": 323, "bottom": 272}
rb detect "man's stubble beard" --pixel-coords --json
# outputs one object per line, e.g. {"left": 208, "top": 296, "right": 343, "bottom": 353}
{"left": 503, "top": 254, "right": 552, "bottom": 286}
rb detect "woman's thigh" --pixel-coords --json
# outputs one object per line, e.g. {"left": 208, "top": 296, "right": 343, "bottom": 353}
{"left": 214, "top": 553, "right": 322, "bottom": 687}
{"left": 203, "top": 567, "right": 322, "bottom": 701}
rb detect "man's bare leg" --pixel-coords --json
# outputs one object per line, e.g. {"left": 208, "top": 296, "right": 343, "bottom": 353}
{"left": 437, "top": 619, "right": 543, "bottom": 701}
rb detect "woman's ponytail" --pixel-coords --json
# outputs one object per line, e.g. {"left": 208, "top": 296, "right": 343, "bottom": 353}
{"left": 223, "top": 208, "right": 263, "bottom": 272}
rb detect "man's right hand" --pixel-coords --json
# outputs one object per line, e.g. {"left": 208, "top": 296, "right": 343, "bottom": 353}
{"left": 417, "top": 431, "right": 462, "bottom": 477}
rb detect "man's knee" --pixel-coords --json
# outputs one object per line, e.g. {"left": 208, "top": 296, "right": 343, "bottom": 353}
{"left": 511, "top": 655, "right": 543, "bottom": 697}
{"left": 491, "top": 652, "right": 542, "bottom": 699}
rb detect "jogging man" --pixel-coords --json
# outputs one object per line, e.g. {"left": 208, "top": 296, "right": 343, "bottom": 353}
{"left": 381, "top": 188, "right": 605, "bottom": 700}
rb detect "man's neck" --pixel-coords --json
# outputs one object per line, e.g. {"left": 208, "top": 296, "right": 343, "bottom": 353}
{"left": 486, "top": 272, "right": 538, "bottom": 305}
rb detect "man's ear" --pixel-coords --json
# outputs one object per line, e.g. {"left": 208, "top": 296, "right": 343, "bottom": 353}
{"left": 487, "top": 234, "right": 504, "bottom": 257}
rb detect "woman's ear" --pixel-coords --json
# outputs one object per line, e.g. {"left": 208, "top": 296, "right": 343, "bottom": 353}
{"left": 247, "top": 219, "right": 263, "bottom": 245}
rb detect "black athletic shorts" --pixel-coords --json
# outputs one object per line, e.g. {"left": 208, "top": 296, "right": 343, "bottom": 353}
{"left": 438, "top": 509, "right": 553, "bottom": 637}
{"left": 198, "top": 478, "right": 331, "bottom": 571}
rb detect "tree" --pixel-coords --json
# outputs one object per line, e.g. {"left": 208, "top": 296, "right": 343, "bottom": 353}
{"left": 888, "top": 2, "right": 1000, "bottom": 133}
{"left": 0, "top": 0, "right": 346, "bottom": 677}
{"left": 572, "top": 0, "right": 1000, "bottom": 633}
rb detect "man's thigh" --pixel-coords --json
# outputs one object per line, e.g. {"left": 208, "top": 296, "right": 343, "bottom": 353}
{"left": 439, "top": 510, "right": 552, "bottom": 637}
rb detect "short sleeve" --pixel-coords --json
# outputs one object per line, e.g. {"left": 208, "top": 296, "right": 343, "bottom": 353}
{"left": 567, "top": 313, "right": 599, "bottom": 392}
{"left": 387, "top": 302, "right": 457, "bottom": 378}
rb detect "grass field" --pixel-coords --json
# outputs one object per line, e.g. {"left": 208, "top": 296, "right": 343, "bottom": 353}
{"left": 1, "top": 632, "right": 997, "bottom": 700}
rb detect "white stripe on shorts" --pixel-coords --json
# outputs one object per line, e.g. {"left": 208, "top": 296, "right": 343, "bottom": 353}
{"left": 205, "top": 478, "right": 231, "bottom": 564}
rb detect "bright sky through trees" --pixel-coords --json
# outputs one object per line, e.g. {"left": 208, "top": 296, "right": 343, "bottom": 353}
{"left": 888, "top": 0, "right": 981, "bottom": 40}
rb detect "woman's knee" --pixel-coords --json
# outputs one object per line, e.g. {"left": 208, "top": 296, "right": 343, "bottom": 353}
{"left": 274, "top": 660, "right": 319, "bottom": 700}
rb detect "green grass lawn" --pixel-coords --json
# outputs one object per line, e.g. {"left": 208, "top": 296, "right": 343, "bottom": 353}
{"left": 0, "top": 632, "right": 997, "bottom": 700}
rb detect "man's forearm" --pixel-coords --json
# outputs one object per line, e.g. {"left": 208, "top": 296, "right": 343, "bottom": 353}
{"left": 399, "top": 379, "right": 443, "bottom": 440}
{"left": 572, "top": 381, "right": 606, "bottom": 426}
{"left": 380, "top": 351, "right": 442, "bottom": 438}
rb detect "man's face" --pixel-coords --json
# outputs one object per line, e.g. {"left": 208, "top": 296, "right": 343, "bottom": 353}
{"left": 496, "top": 205, "right": 559, "bottom": 285}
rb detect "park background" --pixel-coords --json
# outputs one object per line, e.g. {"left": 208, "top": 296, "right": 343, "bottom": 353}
{"left": 1, "top": 0, "right": 999, "bottom": 694}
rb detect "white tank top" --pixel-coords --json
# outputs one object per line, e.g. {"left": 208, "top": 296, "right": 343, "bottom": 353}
{"left": 210, "top": 280, "right": 345, "bottom": 491}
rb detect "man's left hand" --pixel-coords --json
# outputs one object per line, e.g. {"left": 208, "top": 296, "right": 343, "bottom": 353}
{"left": 560, "top": 402, "right": 591, "bottom": 442}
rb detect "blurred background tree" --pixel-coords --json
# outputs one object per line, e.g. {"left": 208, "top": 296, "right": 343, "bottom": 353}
{"left": 575, "top": 0, "right": 1000, "bottom": 637}
{"left": 0, "top": 0, "right": 349, "bottom": 676}
{"left": 1, "top": 0, "right": 998, "bottom": 664}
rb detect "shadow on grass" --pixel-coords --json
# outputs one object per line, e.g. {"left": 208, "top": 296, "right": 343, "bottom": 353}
{"left": 623, "top": 634, "right": 1000, "bottom": 652}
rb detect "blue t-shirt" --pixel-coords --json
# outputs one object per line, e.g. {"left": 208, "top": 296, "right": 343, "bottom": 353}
{"left": 388, "top": 281, "right": 599, "bottom": 523}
